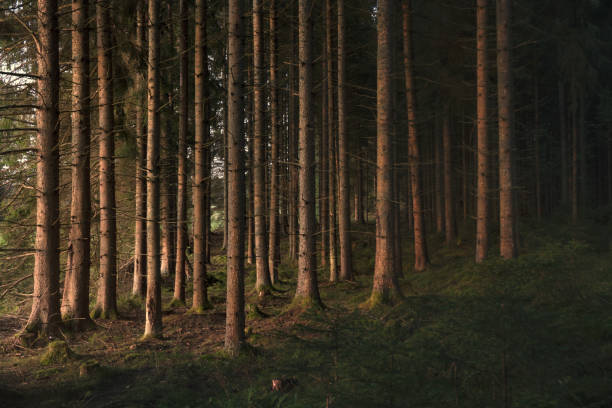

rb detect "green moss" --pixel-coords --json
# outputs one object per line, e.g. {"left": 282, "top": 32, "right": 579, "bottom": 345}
{"left": 187, "top": 302, "right": 213, "bottom": 315}
{"left": 40, "top": 341, "right": 75, "bottom": 366}
{"left": 168, "top": 298, "right": 186, "bottom": 308}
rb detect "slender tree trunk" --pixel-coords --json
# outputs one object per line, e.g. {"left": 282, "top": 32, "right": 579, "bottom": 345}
{"left": 173, "top": 0, "right": 189, "bottom": 305}
{"left": 144, "top": 0, "right": 162, "bottom": 338}
{"left": 402, "top": 0, "right": 428, "bottom": 271}
{"left": 61, "top": 0, "right": 92, "bottom": 330}
{"left": 161, "top": 100, "right": 176, "bottom": 278}
{"left": 434, "top": 115, "right": 444, "bottom": 233}
{"left": 559, "top": 78, "right": 568, "bottom": 206}
{"left": 133, "top": 0, "right": 147, "bottom": 298}
{"left": 571, "top": 80, "right": 578, "bottom": 222}
{"left": 225, "top": 0, "right": 246, "bottom": 356}
{"left": 294, "top": 0, "right": 322, "bottom": 307}
{"left": 253, "top": 0, "right": 271, "bottom": 296}
{"left": 320, "top": 58, "right": 329, "bottom": 269}
{"left": 497, "top": 0, "right": 517, "bottom": 258}
{"left": 24, "top": 0, "right": 62, "bottom": 337}
{"left": 326, "top": 0, "right": 338, "bottom": 282}
{"left": 534, "top": 73, "right": 542, "bottom": 220}
{"left": 370, "top": 0, "right": 402, "bottom": 306}
{"left": 475, "top": 0, "right": 489, "bottom": 263}
{"left": 443, "top": 111, "right": 456, "bottom": 246}
{"left": 192, "top": 0, "right": 211, "bottom": 312}
{"left": 95, "top": 0, "right": 118, "bottom": 319}
{"left": 268, "top": 0, "right": 280, "bottom": 284}
{"left": 289, "top": 20, "right": 299, "bottom": 262}
{"left": 337, "top": 0, "right": 352, "bottom": 280}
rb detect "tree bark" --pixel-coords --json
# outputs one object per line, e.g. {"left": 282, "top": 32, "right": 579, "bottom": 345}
{"left": 475, "top": 0, "right": 489, "bottom": 263}
{"left": 95, "top": 0, "right": 118, "bottom": 319}
{"left": 443, "top": 110, "right": 456, "bottom": 246}
{"left": 225, "top": 0, "right": 246, "bottom": 356}
{"left": 24, "top": 0, "right": 62, "bottom": 337}
{"left": 144, "top": 0, "right": 162, "bottom": 338}
{"left": 294, "top": 0, "right": 322, "bottom": 307}
{"left": 174, "top": 0, "right": 189, "bottom": 305}
{"left": 337, "top": 0, "right": 352, "bottom": 280}
{"left": 61, "top": 0, "right": 92, "bottom": 330}
{"left": 370, "top": 0, "right": 402, "bottom": 306}
{"left": 252, "top": 0, "right": 271, "bottom": 296}
{"left": 326, "top": 0, "right": 338, "bottom": 282}
{"left": 497, "top": 0, "right": 517, "bottom": 258}
{"left": 133, "top": 0, "right": 147, "bottom": 298}
{"left": 268, "top": 0, "right": 280, "bottom": 284}
{"left": 402, "top": 0, "right": 428, "bottom": 271}
{"left": 192, "top": 0, "right": 211, "bottom": 312}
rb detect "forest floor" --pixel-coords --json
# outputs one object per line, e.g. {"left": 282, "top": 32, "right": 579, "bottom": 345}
{"left": 1, "top": 216, "right": 612, "bottom": 407}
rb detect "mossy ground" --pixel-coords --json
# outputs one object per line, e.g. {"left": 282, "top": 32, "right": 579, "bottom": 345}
{"left": 1, "top": 216, "right": 612, "bottom": 407}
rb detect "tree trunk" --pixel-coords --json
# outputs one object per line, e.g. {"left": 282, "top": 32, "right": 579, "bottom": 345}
{"left": 370, "top": 0, "right": 402, "bottom": 306}
{"left": 192, "top": 0, "right": 211, "bottom": 312}
{"left": 337, "top": 0, "right": 352, "bottom": 280}
{"left": 402, "top": 0, "right": 428, "bottom": 271}
{"left": 320, "top": 58, "right": 329, "bottom": 269}
{"left": 268, "top": 0, "right": 280, "bottom": 284}
{"left": 24, "top": 0, "right": 62, "bottom": 337}
{"left": 225, "top": 0, "right": 246, "bottom": 356}
{"left": 534, "top": 73, "right": 542, "bottom": 220}
{"left": 61, "top": 0, "right": 92, "bottom": 330}
{"left": 443, "top": 111, "right": 456, "bottom": 246}
{"left": 475, "top": 0, "right": 489, "bottom": 263}
{"left": 497, "top": 0, "right": 517, "bottom": 258}
{"left": 133, "top": 0, "right": 147, "bottom": 298}
{"left": 161, "top": 98, "right": 176, "bottom": 278}
{"left": 294, "top": 0, "right": 322, "bottom": 307}
{"left": 144, "top": 0, "right": 162, "bottom": 338}
{"left": 559, "top": 78, "right": 568, "bottom": 206}
{"left": 253, "top": 0, "right": 271, "bottom": 296}
{"left": 95, "top": 0, "right": 118, "bottom": 319}
{"left": 326, "top": 0, "right": 338, "bottom": 282}
{"left": 174, "top": 0, "right": 189, "bottom": 305}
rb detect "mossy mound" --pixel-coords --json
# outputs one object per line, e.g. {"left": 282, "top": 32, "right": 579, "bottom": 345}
{"left": 79, "top": 360, "right": 100, "bottom": 377}
{"left": 40, "top": 341, "right": 76, "bottom": 366}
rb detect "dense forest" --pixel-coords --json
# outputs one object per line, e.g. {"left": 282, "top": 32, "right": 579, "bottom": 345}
{"left": 1, "top": 0, "right": 612, "bottom": 406}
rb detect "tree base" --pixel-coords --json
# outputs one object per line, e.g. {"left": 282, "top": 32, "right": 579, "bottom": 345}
{"left": 91, "top": 307, "right": 119, "bottom": 320}
{"left": 362, "top": 289, "right": 403, "bottom": 310}
{"left": 168, "top": 298, "right": 186, "bottom": 309}
{"left": 188, "top": 302, "right": 213, "bottom": 315}
{"left": 289, "top": 295, "right": 324, "bottom": 312}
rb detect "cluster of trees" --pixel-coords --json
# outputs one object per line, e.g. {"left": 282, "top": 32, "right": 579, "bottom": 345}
{"left": 1, "top": 0, "right": 611, "bottom": 356}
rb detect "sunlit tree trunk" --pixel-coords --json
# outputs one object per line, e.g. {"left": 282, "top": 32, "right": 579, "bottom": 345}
{"left": 497, "top": 0, "right": 517, "bottom": 258}
{"left": 225, "top": 0, "right": 246, "bottom": 356}
{"left": 61, "top": 0, "right": 92, "bottom": 330}
{"left": 24, "top": 0, "right": 62, "bottom": 337}
{"left": 174, "top": 0, "right": 189, "bottom": 305}
{"left": 95, "top": 0, "right": 118, "bottom": 319}
{"left": 370, "top": 0, "right": 402, "bottom": 306}
{"left": 325, "top": 0, "right": 337, "bottom": 282}
{"left": 294, "top": 0, "right": 322, "bottom": 307}
{"left": 192, "top": 0, "right": 211, "bottom": 312}
{"left": 475, "top": 0, "right": 489, "bottom": 263}
{"left": 144, "top": 0, "right": 163, "bottom": 338}
{"left": 434, "top": 120, "right": 444, "bottom": 234}
{"left": 402, "top": 0, "right": 428, "bottom": 271}
{"left": 133, "top": 0, "right": 147, "bottom": 298}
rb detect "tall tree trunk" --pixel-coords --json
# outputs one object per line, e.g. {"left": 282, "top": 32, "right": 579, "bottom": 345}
{"left": 144, "top": 0, "right": 162, "bottom": 338}
{"left": 225, "top": 0, "right": 246, "bottom": 356}
{"left": 133, "top": 0, "right": 147, "bottom": 298}
{"left": 497, "top": 0, "right": 517, "bottom": 258}
{"left": 402, "top": 0, "right": 428, "bottom": 271}
{"left": 475, "top": 0, "right": 489, "bottom": 263}
{"left": 320, "top": 58, "right": 329, "bottom": 269}
{"left": 337, "top": 0, "right": 352, "bottom": 280}
{"left": 294, "top": 0, "right": 322, "bottom": 306}
{"left": 435, "top": 118, "right": 444, "bottom": 234}
{"left": 559, "top": 78, "right": 568, "bottom": 206}
{"left": 95, "top": 0, "right": 118, "bottom": 319}
{"left": 253, "top": 0, "right": 271, "bottom": 296}
{"left": 61, "top": 0, "right": 92, "bottom": 330}
{"left": 192, "top": 0, "right": 211, "bottom": 312}
{"left": 268, "top": 0, "right": 280, "bottom": 284}
{"left": 571, "top": 80, "right": 578, "bottom": 222}
{"left": 161, "top": 104, "right": 176, "bottom": 278}
{"left": 326, "top": 0, "right": 338, "bottom": 282}
{"left": 24, "top": 0, "right": 62, "bottom": 338}
{"left": 370, "top": 0, "right": 402, "bottom": 306}
{"left": 534, "top": 72, "right": 542, "bottom": 220}
{"left": 443, "top": 111, "right": 456, "bottom": 246}
{"left": 174, "top": 0, "right": 189, "bottom": 305}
